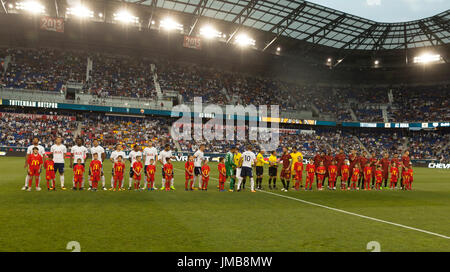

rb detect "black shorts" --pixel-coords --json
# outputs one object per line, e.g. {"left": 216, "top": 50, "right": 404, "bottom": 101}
{"left": 194, "top": 167, "right": 202, "bottom": 176}
{"left": 256, "top": 166, "right": 264, "bottom": 176}
{"left": 240, "top": 166, "right": 253, "bottom": 178}
{"left": 54, "top": 163, "right": 65, "bottom": 174}
{"left": 269, "top": 166, "right": 277, "bottom": 177}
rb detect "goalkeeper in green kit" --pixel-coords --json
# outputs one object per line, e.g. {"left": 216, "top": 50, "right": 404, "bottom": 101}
{"left": 225, "top": 146, "right": 236, "bottom": 192}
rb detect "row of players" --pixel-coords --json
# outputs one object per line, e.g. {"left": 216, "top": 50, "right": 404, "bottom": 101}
{"left": 23, "top": 136, "right": 414, "bottom": 192}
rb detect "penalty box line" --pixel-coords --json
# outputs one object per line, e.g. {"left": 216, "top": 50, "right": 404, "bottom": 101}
{"left": 257, "top": 190, "right": 450, "bottom": 240}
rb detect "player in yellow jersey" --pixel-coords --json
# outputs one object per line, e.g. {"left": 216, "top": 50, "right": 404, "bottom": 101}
{"left": 290, "top": 147, "right": 303, "bottom": 188}
{"left": 232, "top": 150, "right": 243, "bottom": 191}
{"left": 255, "top": 149, "right": 268, "bottom": 190}
{"left": 268, "top": 151, "right": 278, "bottom": 190}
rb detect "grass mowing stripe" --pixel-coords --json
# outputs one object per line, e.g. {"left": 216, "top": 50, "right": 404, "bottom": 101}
{"left": 258, "top": 189, "right": 450, "bottom": 240}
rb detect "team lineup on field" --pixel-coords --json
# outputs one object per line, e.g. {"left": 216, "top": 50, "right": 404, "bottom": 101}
{"left": 24, "top": 135, "right": 415, "bottom": 193}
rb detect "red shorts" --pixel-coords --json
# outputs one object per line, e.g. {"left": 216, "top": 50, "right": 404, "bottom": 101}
{"left": 341, "top": 174, "right": 349, "bottom": 181}
{"left": 147, "top": 175, "right": 155, "bottom": 182}
{"left": 114, "top": 175, "right": 123, "bottom": 181}
{"left": 390, "top": 178, "right": 397, "bottom": 183}
{"left": 202, "top": 178, "right": 209, "bottom": 183}
{"left": 28, "top": 168, "right": 40, "bottom": 177}
{"left": 281, "top": 168, "right": 291, "bottom": 179}
{"left": 46, "top": 171, "right": 55, "bottom": 180}
{"left": 295, "top": 172, "right": 302, "bottom": 181}
{"left": 307, "top": 174, "right": 314, "bottom": 181}
{"left": 165, "top": 175, "right": 172, "bottom": 181}
{"left": 74, "top": 175, "right": 83, "bottom": 183}
{"left": 376, "top": 179, "right": 382, "bottom": 183}
{"left": 91, "top": 174, "right": 100, "bottom": 182}
{"left": 382, "top": 170, "right": 389, "bottom": 179}
{"left": 219, "top": 176, "right": 226, "bottom": 183}
{"left": 317, "top": 174, "right": 325, "bottom": 182}
{"left": 133, "top": 174, "right": 142, "bottom": 181}
{"left": 329, "top": 175, "right": 337, "bottom": 182}
{"left": 185, "top": 173, "right": 193, "bottom": 180}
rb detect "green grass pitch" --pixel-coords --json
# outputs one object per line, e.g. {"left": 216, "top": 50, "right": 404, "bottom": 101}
{"left": 0, "top": 157, "right": 449, "bottom": 252}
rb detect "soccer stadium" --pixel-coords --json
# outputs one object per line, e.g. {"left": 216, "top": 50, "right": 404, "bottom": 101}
{"left": 0, "top": 0, "right": 449, "bottom": 253}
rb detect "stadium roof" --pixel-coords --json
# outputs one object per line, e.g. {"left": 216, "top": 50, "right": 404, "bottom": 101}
{"left": 126, "top": 0, "right": 450, "bottom": 51}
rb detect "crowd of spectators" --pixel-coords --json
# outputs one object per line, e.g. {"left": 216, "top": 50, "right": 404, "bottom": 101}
{"left": 1, "top": 47, "right": 449, "bottom": 122}
{"left": 0, "top": 112, "right": 76, "bottom": 148}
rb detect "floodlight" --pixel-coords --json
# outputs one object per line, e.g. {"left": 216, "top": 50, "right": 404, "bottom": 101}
{"left": 276, "top": 47, "right": 281, "bottom": 52}
{"left": 374, "top": 60, "right": 379, "bottom": 65}
{"left": 327, "top": 58, "right": 332, "bottom": 63}
{"left": 234, "top": 33, "right": 255, "bottom": 47}
{"left": 113, "top": 10, "right": 139, "bottom": 24}
{"left": 200, "top": 25, "right": 222, "bottom": 39}
{"left": 98, "top": 13, "right": 103, "bottom": 18}
{"left": 66, "top": 6, "right": 94, "bottom": 18}
{"left": 413, "top": 53, "right": 441, "bottom": 64}
{"left": 16, "top": 1, "right": 45, "bottom": 14}
{"left": 160, "top": 18, "right": 183, "bottom": 31}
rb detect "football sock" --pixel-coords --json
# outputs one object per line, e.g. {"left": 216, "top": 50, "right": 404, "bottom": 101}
{"left": 25, "top": 175, "right": 29, "bottom": 187}
{"left": 102, "top": 175, "right": 105, "bottom": 187}
{"left": 60, "top": 176, "right": 65, "bottom": 188}
{"left": 250, "top": 177, "right": 255, "bottom": 191}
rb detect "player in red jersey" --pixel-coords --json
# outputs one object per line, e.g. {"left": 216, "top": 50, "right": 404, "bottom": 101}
{"left": 293, "top": 160, "right": 303, "bottom": 191}
{"left": 390, "top": 153, "right": 401, "bottom": 188}
{"left": 390, "top": 162, "right": 399, "bottom": 189}
{"left": 401, "top": 151, "right": 410, "bottom": 189}
{"left": 340, "top": 160, "right": 350, "bottom": 190}
{"left": 26, "top": 147, "right": 43, "bottom": 191}
{"left": 305, "top": 160, "right": 315, "bottom": 191}
{"left": 201, "top": 160, "right": 210, "bottom": 191}
{"left": 145, "top": 158, "right": 156, "bottom": 191}
{"left": 73, "top": 158, "right": 85, "bottom": 190}
{"left": 185, "top": 156, "right": 194, "bottom": 191}
{"left": 113, "top": 155, "right": 125, "bottom": 191}
{"left": 379, "top": 153, "right": 390, "bottom": 189}
{"left": 328, "top": 160, "right": 338, "bottom": 190}
{"left": 323, "top": 151, "right": 333, "bottom": 188}
{"left": 358, "top": 151, "right": 369, "bottom": 189}
{"left": 375, "top": 165, "right": 383, "bottom": 190}
{"left": 44, "top": 153, "right": 56, "bottom": 190}
{"left": 313, "top": 151, "right": 323, "bottom": 187}
{"left": 316, "top": 161, "right": 326, "bottom": 190}
{"left": 163, "top": 158, "right": 174, "bottom": 191}
{"left": 350, "top": 163, "right": 360, "bottom": 190}
{"left": 280, "top": 147, "right": 292, "bottom": 192}
{"left": 369, "top": 152, "right": 378, "bottom": 188}
{"left": 132, "top": 155, "right": 143, "bottom": 191}
{"left": 407, "top": 163, "right": 414, "bottom": 190}
{"left": 218, "top": 158, "right": 226, "bottom": 192}
{"left": 363, "top": 162, "right": 372, "bottom": 190}
{"left": 348, "top": 150, "right": 358, "bottom": 188}
{"left": 89, "top": 153, "right": 102, "bottom": 191}
{"left": 334, "top": 149, "right": 346, "bottom": 180}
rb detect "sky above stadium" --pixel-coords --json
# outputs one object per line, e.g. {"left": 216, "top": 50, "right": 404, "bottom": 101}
{"left": 307, "top": 0, "right": 450, "bottom": 22}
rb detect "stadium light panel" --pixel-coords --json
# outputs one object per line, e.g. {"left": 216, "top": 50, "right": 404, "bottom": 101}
{"left": 113, "top": 10, "right": 139, "bottom": 24}
{"left": 374, "top": 60, "right": 380, "bottom": 65}
{"left": 16, "top": 1, "right": 45, "bottom": 14}
{"left": 8, "top": 3, "right": 14, "bottom": 9}
{"left": 200, "top": 25, "right": 222, "bottom": 39}
{"left": 234, "top": 34, "right": 255, "bottom": 47}
{"left": 160, "top": 18, "right": 183, "bottom": 31}
{"left": 98, "top": 13, "right": 103, "bottom": 18}
{"left": 413, "top": 53, "right": 441, "bottom": 64}
{"left": 327, "top": 58, "right": 332, "bottom": 63}
{"left": 66, "top": 6, "right": 94, "bottom": 18}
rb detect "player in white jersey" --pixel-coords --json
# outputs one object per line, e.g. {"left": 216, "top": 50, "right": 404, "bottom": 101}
{"left": 158, "top": 144, "right": 176, "bottom": 190}
{"left": 128, "top": 144, "right": 142, "bottom": 190}
{"left": 89, "top": 139, "right": 106, "bottom": 190}
{"left": 143, "top": 142, "right": 158, "bottom": 190}
{"left": 237, "top": 146, "right": 257, "bottom": 192}
{"left": 193, "top": 144, "right": 205, "bottom": 189}
{"left": 22, "top": 137, "right": 46, "bottom": 190}
{"left": 70, "top": 138, "right": 88, "bottom": 190}
{"left": 50, "top": 137, "right": 67, "bottom": 190}
{"left": 109, "top": 144, "right": 126, "bottom": 189}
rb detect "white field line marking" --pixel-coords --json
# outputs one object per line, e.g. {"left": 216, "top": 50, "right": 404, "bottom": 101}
{"left": 176, "top": 166, "right": 449, "bottom": 239}
{"left": 258, "top": 190, "right": 450, "bottom": 240}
